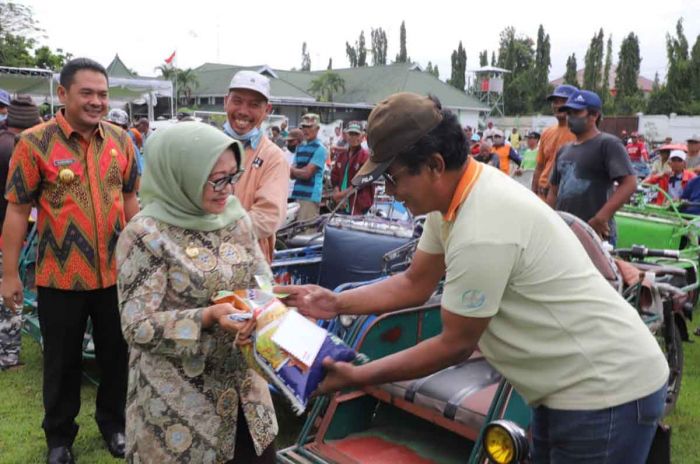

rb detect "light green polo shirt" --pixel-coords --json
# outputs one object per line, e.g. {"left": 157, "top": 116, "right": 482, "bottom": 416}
{"left": 418, "top": 163, "right": 668, "bottom": 409}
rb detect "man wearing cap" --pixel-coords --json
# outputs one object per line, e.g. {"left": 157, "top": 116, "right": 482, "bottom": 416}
{"left": 279, "top": 92, "right": 667, "bottom": 464}
{"left": 106, "top": 108, "right": 144, "bottom": 175}
{"left": 644, "top": 150, "right": 695, "bottom": 205}
{"left": 0, "top": 89, "right": 10, "bottom": 130}
{"left": 330, "top": 121, "right": 374, "bottom": 215}
{"left": 491, "top": 129, "right": 522, "bottom": 176}
{"left": 516, "top": 132, "right": 539, "bottom": 189}
{"left": 1, "top": 58, "right": 139, "bottom": 463}
{"left": 224, "top": 70, "right": 290, "bottom": 262}
{"left": 650, "top": 143, "right": 680, "bottom": 176}
{"left": 547, "top": 90, "right": 637, "bottom": 243}
{"left": 626, "top": 131, "right": 649, "bottom": 177}
{"left": 290, "top": 113, "right": 328, "bottom": 223}
{"left": 531, "top": 84, "right": 577, "bottom": 199}
{"left": 0, "top": 95, "right": 41, "bottom": 372}
{"left": 685, "top": 134, "right": 700, "bottom": 173}
{"left": 482, "top": 120, "right": 497, "bottom": 140}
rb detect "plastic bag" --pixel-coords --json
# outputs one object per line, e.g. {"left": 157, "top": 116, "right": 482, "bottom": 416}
{"left": 212, "top": 282, "right": 367, "bottom": 414}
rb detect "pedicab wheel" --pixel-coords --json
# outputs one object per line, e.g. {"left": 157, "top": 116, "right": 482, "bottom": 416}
{"left": 659, "top": 306, "right": 683, "bottom": 416}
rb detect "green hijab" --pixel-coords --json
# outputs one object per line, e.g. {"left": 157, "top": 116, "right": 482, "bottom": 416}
{"left": 137, "top": 121, "right": 246, "bottom": 231}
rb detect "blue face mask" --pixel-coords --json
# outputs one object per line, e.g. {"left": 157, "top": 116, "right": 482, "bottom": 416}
{"left": 0, "top": 114, "right": 7, "bottom": 123}
{"left": 223, "top": 122, "right": 262, "bottom": 148}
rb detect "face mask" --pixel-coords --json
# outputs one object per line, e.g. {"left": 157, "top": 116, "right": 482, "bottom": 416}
{"left": 567, "top": 115, "right": 588, "bottom": 135}
{"left": 286, "top": 143, "right": 297, "bottom": 153}
{"left": 0, "top": 114, "right": 6, "bottom": 123}
{"left": 223, "top": 122, "right": 262, "bottom": 146}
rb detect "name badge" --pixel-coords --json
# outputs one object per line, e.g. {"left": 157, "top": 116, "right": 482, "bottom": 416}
{"left": 252, "top": 156, "right": 264, "bottom": 168}
{"left": 53, "top": 159, "right": 76, "bottom": 167}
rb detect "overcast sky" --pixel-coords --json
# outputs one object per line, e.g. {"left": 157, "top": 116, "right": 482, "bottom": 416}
{"left": 22, "top": 0, "right": 700, "bottom": 84}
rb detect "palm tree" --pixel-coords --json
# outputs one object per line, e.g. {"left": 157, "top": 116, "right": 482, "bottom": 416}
{"left": 308, "top": 71, "right": 345, "bottom": 103}
{"left": 175, "top": 68, "right": 199, "bottom": 106}
{"left": 154, "top": 64, "right": 178, "bottom": 82}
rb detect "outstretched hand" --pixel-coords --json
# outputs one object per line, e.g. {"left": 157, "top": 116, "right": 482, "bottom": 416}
{"left": 274, "top": 285, "right": 339, "bottom": 320}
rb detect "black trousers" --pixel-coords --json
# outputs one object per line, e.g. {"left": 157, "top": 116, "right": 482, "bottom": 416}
{"left": 37, "top": 286, "right": 127, "bottom": 448}
{"left": 226, "top": 404, "right": 276, "bottom": 464}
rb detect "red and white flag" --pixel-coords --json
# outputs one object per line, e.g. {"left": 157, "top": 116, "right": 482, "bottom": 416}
{"left": 164, "top": 51, "right": 176, "bottom": 65}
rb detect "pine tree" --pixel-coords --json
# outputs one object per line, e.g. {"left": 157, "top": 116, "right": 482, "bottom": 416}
{"left": 479, "top": 50, "right": 488, "bottom": 67}
{"left": 395, "top": 21, "right": 408, "bottom": 63}
{"left": 532, "top": 25, "right": 552, "bottom": 111}
{"left": 371, "top": 28, "right": 388, "bottom": 66}
{"left": 491, "top": 51, "right": 496, "bottom": 66}
{"left": 448, "top": 41, "right": 467, "bottom": 91}
{"left": 614, "top": 32, "right": 643, "bottom": 114}
{"left": 357, "top": 30, "right": 367, "bottom": 67}
{"left": 602, "top": 35, "right": 613, "bottom": 103}
{"left": 583, "top": 28, "right": 605, "bottom": 94}
{"left": 665, "top": 18, "right": 691, "bottom": 112}
{"left": 346, "top": 42, "right": 357, "bottom": 67}
{"left": 301, "top": 42, "right": 311, "bottom": 71}
{"left": 564, "top": 54, "right": 579, "bottom": 87}
{"left": 426, "top": 61, "right": 439, "bottom": 78}
{"left": 327, "top": 58, "right": 333, "bottom": 70}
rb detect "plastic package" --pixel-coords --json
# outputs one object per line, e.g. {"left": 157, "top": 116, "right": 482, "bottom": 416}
{"left": 212, "top": 281, "right": 367, "bottom": 414}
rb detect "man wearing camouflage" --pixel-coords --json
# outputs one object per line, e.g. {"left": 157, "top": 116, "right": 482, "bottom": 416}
{"left": 0, "top": 95, "right": 41, "bottom": 370}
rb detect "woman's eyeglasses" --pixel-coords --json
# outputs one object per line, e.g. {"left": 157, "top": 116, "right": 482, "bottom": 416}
{"left": 207, "top": 171, "right": 244, "bottom": 192}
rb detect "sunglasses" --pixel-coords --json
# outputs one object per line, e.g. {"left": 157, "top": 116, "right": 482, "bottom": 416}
{"left": 207, "top": 171, "right": 244, "bottom": 192}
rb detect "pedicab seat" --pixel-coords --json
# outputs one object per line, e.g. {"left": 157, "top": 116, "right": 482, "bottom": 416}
{"left": 374, "top": 352, "right": 501, "bottom": 433}
{"left": 558, "top": 212, "right": 623, "bottom": 290}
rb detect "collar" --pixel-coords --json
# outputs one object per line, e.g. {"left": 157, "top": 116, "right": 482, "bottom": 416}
{"left": 443, "top": 160, "right": 483, "bottom": 222}
{"left": 55, "top": 109, "right": 104, "bottom": 141}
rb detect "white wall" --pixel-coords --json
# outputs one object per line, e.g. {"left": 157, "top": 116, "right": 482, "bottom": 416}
{"left": 455, "top": 109, "right": 481, "bottom": 131}
{"left": 638, "top": 115, "right": 700, "bottom": 143}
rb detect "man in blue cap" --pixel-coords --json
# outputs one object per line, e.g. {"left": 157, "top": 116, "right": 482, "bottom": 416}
{"left": 531, "top": 84, "right": 577, "bottom": 199}
{"left": 0, "top": 89, "right": 11, "bottom": 130}
{"left": 546, "top": 90, "right": 637, "bottom": 244}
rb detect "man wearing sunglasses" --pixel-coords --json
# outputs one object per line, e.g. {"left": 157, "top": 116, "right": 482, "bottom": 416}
{"left": 280, "top": 92, "right": 668, "bottom": 464}
{"left": 224, "top": 70, "right": 290, "bottom": 262}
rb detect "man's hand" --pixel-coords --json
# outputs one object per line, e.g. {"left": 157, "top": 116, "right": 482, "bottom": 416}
{"left": 513, "top": 167, "right": 523, "bottom": 177}
{"left": 588, "top": 214, "right": 610, "bottom": 239}
{"left": 0, "top": 275, "right": 23, "bottom": 313}
{"left": 275, "top": 285, "right": 339, "bottom": 320}
{"left": 314, "top": 358, "right": 359, "bottom": 395}
{"left": 331, "top": 190, "right": 344, "bottom": 203}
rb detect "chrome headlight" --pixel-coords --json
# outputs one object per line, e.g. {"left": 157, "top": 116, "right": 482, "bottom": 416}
{"left": 482, "top": 420, "right": 529, "bottom": 464}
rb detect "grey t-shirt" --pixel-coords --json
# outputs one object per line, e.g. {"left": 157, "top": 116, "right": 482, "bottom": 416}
{"left": 687, "top": 154, "right": 700, "bottom": 169}
{"left": 550, "top": 132, "right": 634, "bottom": 225}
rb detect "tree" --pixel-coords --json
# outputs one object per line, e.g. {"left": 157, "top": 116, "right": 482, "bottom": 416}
{"left": 497, "top": 27, "right": 535, "bottom": 115}
{"left": 0, "top": 32, "right": 35, "bottom": 67}
{"left": 0, "top": 2, "right": 43, "bottom": 38}
{"left": 301, "top": 42, "right": 311, "bottom": 71}
{"left": 448, "top": 41, "right": 467, "bottom": 91}
{"left": 425, "top": 61, "right": 439, "bottom": 78}
{"left": 155, "top": 64, "right": 178, "bottom": 81}
{"left": 532, "top": 24, "right": 552, "bottom": 112}
{"left": 690, "top": 35, "right": 700, "bottom": 101}
{"left": 327, "top": 58, "right": 333, "bottom": 70}
{"left": 491, "top": 51, "right": 496, "bottom": 66}
{"left": 308, "top": 71, "right": 345, "bottom": 102}
{"left": 395, "top": 21, "right": 408, "bottom": 63}
{"left": 371, "top": 28, "right": 388, "bottom": 66}
{"left": 357, "top": 31, "right": 367, "bottom": 67}
{"left": 34, "top": 46, "right": 71, "bottom": 71}
{"left": 479, "top": 50, "right": 488, "bottom": 67}
{"left": 346, "top": 41, "right": 357, "bottom": 67}
{"left": 614, "top": 32, "right": 643, "bottom": 114}
{"left": 563, "top": 54, "right": 579, "bottom": 87}
{"left": 175, "top": 68, "right": 199, "bottom": 105}
{"left": 583, "top": 28, "right": 605, "bottom": 95}
{"left": 602, "top": 35, "right": 613, "bottom": 105}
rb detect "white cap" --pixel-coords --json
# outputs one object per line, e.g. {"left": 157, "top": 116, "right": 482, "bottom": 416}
{"left": 669, "top": 150, "right": 687, "bottom": 161}
{"left": 493, "top": 129, "right": 504, "bottom": 137}
{"left": 228, "top": 70, "right": 271, "bottom": 100}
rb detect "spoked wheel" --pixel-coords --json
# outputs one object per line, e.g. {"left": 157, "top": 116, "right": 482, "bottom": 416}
{"left": 659, "top": 304, "right": 684, "bottom": 416}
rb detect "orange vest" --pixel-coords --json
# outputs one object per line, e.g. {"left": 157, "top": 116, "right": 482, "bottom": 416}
{"left": 492, "top": 143, "right": 514, "bottom": 175}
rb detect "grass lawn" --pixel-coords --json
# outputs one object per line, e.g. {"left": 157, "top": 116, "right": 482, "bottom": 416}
{"left": 2, "top": 321, "right": 699, "bottom": 463}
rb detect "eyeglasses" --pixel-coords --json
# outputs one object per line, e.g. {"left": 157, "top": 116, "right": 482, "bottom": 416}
{"left": 382, "top": 166, "right": 410, "bottom": 186}
{"left": 207, "top": 171, "right": 244, "bottom": 192}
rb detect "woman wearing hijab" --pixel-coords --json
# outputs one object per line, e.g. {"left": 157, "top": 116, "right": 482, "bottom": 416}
{"left": 116, "top": 122, "right": 277, "bottom": 463}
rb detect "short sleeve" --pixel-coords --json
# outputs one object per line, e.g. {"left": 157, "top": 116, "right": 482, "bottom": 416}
{"left": 603, "top": 137, "right": 635, "bottom": 180}
{"left": 5, "top": 137, "right": 40, "bottom": 204}
{"left": 122, "top": 137, "right": 139, "bottom": 193}
{"left": 416, "top": 212, "right": 445, "bottom": 255}
{"left": 441, "top": 243, "right": 518, "bottom": 318}
{"left": 548, "top": 147, "right": 564, "bottom": 186}
{"left": 311, "top": 146, "right": 327, "bottom": 169}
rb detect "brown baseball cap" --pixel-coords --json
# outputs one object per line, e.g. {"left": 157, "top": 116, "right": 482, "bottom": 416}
{"left": 285, "top": 128, "right": 304, "bottom": 141}
{"left": 352, "top": 92, "right": 443, "bottom": 187}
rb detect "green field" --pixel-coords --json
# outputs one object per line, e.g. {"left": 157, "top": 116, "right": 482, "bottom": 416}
{"left": 1, "top": 324, "right": 699, "bottom": 463}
